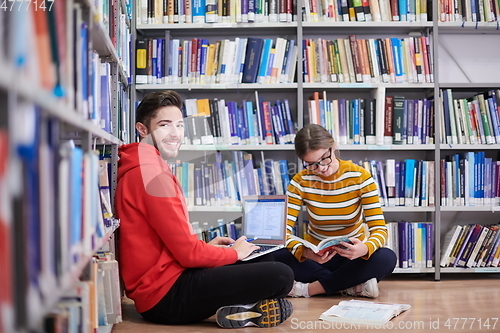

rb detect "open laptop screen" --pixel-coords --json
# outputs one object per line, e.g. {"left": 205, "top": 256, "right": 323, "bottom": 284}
{"left": 242, "top": 196, "right": 287, "bottom": 242}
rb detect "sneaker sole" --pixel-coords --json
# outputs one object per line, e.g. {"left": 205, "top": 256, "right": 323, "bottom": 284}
{"left": 216, "top": 298, "right": 293, "bottom": 328}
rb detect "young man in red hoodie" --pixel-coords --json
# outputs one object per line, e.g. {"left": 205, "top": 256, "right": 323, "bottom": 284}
{"left": 115, "top": 90, "right": 293, "bottom": 328}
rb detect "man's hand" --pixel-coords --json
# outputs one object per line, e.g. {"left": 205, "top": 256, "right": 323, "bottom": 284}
{"left": 302, "top": 247, "right": 337, "bottom": 264}
{"left": 208, "top": 236, "right": 235, "bottom": 247}
{"left": 230, "top": 236, "right": 260, "bottom": 260}
{"left": 332, "top": 238, "right": 368, "bottom": 260}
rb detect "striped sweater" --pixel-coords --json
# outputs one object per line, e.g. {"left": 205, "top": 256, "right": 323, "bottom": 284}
{"left": 286, "top": 159, "right": 388, "bottom": 261}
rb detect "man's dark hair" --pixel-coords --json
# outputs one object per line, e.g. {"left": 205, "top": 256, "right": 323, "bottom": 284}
{"left": 136, "top": 91, "right": 183, "bottom": 129}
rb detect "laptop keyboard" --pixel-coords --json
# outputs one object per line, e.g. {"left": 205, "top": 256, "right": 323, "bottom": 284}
{"left": 254, "top": 245, "right": 276, "bottom": 253}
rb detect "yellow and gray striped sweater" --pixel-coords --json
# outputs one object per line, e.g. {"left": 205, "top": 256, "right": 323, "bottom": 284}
{"left": 286, "top": 159, "right": 388, "bottom": 261}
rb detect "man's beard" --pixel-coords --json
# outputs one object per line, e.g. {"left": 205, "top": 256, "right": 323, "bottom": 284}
{"left": 156, "top": 141, "right": 179, "bottom": 160}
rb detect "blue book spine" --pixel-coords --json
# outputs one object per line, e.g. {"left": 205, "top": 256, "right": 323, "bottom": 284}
{"left": 256, "top": 168, "right": 265, "bottom": 195}
{"left": 391, "top": 38, "right": 404, "bottom": 82}
{"left": 282, "top": 39, "right": 295, "bottom": 82}
{"left": 398, "top": 0, "right": 408, "bottom": 20}
{"left": 157, "top": 39, "right": 163, "bottom": 82}
{"left": 487, "top": 95, "right": 500, "bottom": 142}
{"left": 257, "top": 39, "right": 273, "bottom": 82}
{"left": 200, "top": 39, "right": 209, "bottom": 81}
{"left": 353, "top": 98, "right": 360, "bottom": 144}
{"left": 152, "top": 39, "right": 158, "bottom": 81}
{"left": 71, "top": 147, "right": 84, "bottom": 245}
{"left": 242, "top": 37, "right": 264, "bottom": 83}
{"left": 248, "top": 0, "right": 255, "bottom": 21}
{"left": 227, "top": 102, "right": 239, "bottom": 144}
{"left": 192, "top": 0, "right": 206, "bottom": 23}
{"left": 302, "top": 39, "right": 309, "bottom": 82}
{"left": 81, "top": 23, "right": 89, "bottom": 111}
{"left": 245, "top": 100, "right": 256, "bottom": 141}
{"left": 283, "top": 99, "right": 295, "bottom": 137}
{"left": 279, "top": 160, "right": 291, "bottom": 192}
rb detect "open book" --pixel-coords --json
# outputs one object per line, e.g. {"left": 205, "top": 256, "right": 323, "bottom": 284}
{"left": 319, "top": 300, "right": 411, "bottom": 326}
{"left": 289, "top": 235, "right": 352, "bottom": 255}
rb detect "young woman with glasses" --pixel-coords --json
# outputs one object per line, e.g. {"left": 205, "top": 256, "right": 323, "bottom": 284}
{"left": 274, "top": 124, "right": 397, "bottom": 298}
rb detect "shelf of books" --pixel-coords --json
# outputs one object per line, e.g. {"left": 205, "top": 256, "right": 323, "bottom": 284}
{"left": 0, "top": 0, "right": 130, "bottom": 331}
{"left": 131, "top": 0, "right": 500, "bottom": 280}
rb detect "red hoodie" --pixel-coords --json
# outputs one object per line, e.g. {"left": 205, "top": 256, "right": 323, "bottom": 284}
{"left": 115, "top": 143, "right": 238, "bottom": 313}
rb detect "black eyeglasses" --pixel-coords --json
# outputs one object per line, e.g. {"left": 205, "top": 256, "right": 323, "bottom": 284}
{"left": 302, "top": 148, "right": 333, "bottom": 170}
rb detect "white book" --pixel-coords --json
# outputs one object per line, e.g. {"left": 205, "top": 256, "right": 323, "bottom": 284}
{"left": 372, "top": 86, "right": 386, "bottom": 145}
{"left": 320, "top": 300, "right": 411, "bottom": 326}
{"left": 386, "top": 159, "right": 396, "bottom": 206}
{"left": 440, "top": 225, "right": 463, "bottom": 267}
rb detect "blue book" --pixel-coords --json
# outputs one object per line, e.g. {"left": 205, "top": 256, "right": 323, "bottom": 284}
{"left": 391, "top": 38, "right": 404, "bottom": 82}
{"left": 398, "top": 0, "right": 408, "bottom": 21}
{"left": 352, "top": 99, "right": 360, "bottom": 144}
{"left": 236, "top": 106, "right": 248, "bottom": 142}
{"left": 227, "top": 101, "right": 239, "bottom": 144}
{"left": 70, "top": 146, "right": 84, "bottom": 246}
{"left": 404, "top": 159, "right": 416, "bottom": 206}
{"left": 245, "top": 100, "right": 257, "bottom": 143}
{"left": 257, "top": 39, "right": 273, "bottom": 83}
{"left": 200, "top": 39, "right": 209, "bottom": 82}
{"left": 242, "top": 37, "right": 264, "bottom": 83}
{"left": 192, "top": 0, "right": 206, "bottom": 23}
{"left": 256, "top": 168, "right": 265, "bottom": 195}
{"left": 279, "top": 160, "right": 290, "bottom": 192}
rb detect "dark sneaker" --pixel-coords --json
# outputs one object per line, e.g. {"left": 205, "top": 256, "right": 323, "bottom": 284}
{"left": 216, "top": 298, "right": 293, "bottom": 328}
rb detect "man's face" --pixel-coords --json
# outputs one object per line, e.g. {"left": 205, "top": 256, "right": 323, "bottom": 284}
{"left": 142, "top": 106, "right": 185, "bottom": 160}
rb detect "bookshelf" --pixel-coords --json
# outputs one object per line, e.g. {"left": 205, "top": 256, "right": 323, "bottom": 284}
{"left": 131, "top": 0, "right": 500, "bottom": 281}
{"left": 0, "top": 0, "right": 130, "bottom": 332}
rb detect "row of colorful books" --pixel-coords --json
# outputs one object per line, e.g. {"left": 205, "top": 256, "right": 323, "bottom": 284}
{"left": 440, "top": 89, "right": 500, "bottom": 145}
{"left": 438, "top": 0, "right": 500, "bottom": 22}
{"left": 440, "top": 224, "right": 500, "bottom": 268}
{"left": 303, "top": 35, "right": 434, "bottom": 84}
{"left": 304, "top": 0, "right": 431, "bottom": 22}
{"left": 137, "top": 0, "right": 298, "bottom": 24}
{"left": 357, "top": 159, "right": 436, "bottom": 207}
{"left": 44, "top": 257, "right": 122, "bottom": 333}
{"left": 168, "top": 152, "right": 292, "bottom": 207}
{"left": 385, "top": 221, "right": 434, "bottom": 269}
{"left": 135, "top": 0, "right": 434, "bottom": 24}
{"left": 440, "top": 152, "right": 500, "bottom": 207}
{"left": 5, "top": 105, "right": 118, "bottom": 325}
{"left": 182, "top": 95, "right": 296, "bottom": 145}
{"left": 136, "top": 36, "right": 298, "bottom": 85}
{"left": 6, "top": 1, "right": 130, "bottom": 113}
{"left": 308, "top": 93, "right": 435, "bottom": 145}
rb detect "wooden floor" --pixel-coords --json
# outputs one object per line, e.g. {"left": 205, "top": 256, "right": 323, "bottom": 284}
{"left": 112, "top": 274, "right": 500, "bottom": 333}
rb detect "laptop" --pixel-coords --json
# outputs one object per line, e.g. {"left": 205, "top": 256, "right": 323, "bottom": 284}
{"left": 240, "top": 195, "right": 288, "bottom": 261}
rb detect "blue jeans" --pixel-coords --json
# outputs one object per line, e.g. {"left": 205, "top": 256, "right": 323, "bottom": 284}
{"left": 273, "top": 247, "right": 397, "bottom": 295}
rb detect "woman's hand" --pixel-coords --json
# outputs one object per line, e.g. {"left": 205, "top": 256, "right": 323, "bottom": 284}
{"left": 302, "top": 247, "right": 337, "bottom": 264}
{"left": 332, "top": 238, "right": 368, "bottom": 260}
{"left": 208, "top": 236, "right": 235, "bottom": 247}
{"left": 230, "top": 236, "right": 260, "bottom": 260}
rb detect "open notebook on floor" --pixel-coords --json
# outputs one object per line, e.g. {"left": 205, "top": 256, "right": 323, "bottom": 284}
{"left": 240, "top": 195, "right": 288, "bottom": 261}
